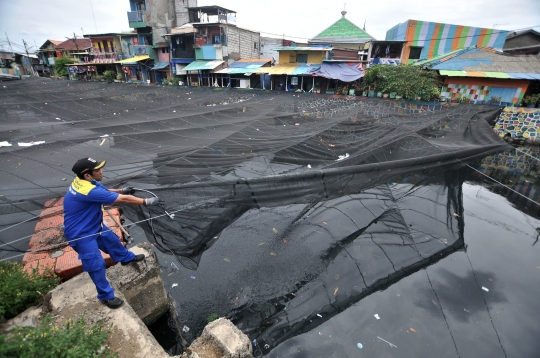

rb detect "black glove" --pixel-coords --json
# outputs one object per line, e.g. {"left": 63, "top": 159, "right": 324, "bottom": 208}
{"left": 121, "top": 187, "right": 136, "bottom": 195}
{"left": 144, "top": 197, "right": 164, "bottom": 206}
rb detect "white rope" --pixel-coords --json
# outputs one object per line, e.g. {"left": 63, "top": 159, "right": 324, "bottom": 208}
{"left": 463, "top": 163, "right": 540, "bottom": 207}
{"left": 0, "top": 206, "right": 180, "bottom": 262}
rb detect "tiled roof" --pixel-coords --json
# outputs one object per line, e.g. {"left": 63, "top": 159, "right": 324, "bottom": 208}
{"left": 311, "top": 17, "right": 374, "bottom": 43}
{"left": 49, "top": 40, "right": 62, "bottom": 45}
{"left": 56, "top": 38, "right": 93, "bottom": 51}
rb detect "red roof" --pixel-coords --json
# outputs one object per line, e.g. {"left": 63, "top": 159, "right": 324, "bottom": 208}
{"left": 56, "top": 38, "right": 93, "bottom": 51}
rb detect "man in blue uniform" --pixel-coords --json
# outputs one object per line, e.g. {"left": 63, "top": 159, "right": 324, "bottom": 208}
{"left": 64, "top": 158, "right": 164, "bottom": 309}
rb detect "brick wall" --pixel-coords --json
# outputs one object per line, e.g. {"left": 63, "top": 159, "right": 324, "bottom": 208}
{"left": 225, "top": 26, "right": 260, "bottom": 61}
{"left": 174, "top": 0, "right": 198, "bottom": 27}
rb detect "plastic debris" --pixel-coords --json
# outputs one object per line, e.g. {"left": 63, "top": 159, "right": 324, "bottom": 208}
{"left": 55, "top": 117, "right": 61, "bottom": 120}
{"left": 270, "top": 252, "right": 276, "bottom": 256}
{"left": 224, "top": 258, "right": 231, "bottom": 263}
{"left": 190, "top": 275, "right": 196, "bottom": 280}
{"left": 295, "top": 123, "right": 300, "bottom": 126}
{"left": 0, "top": 141, "right": 12, "bottom": 147}
{"left": 283, "top": 239, "right": 287, "bottom": 244}
{"left": 172, "top": 283, "right": 178, "bottom": 288}
{"left": 272, "top": 228, "right": 278, "bottom": 233}
{"left": 374, "top": 314, "right": 380, "bottom": 320}
{"left": 182, "top": 325, "right": 190, "bottom": 332}
{"left": 18, "top": 141, "right": 45, "bottom": 147}
{"left": 377, "top": 336, "right": 397, "bottom": 348}
{"left": 410, "top": 328, "right": 416, "bottom": 332}
{"left": 453, "top": 213, "right": 460, "bottom": 217}
{"left": 258, "top": 242, "right": 265, "bottom": 246}
{"left": 253, "top": 339, "right": 257, "bottom": 346}
{"left": 334, "top": 287, "right": 338, "bottom": 296}
{"left": 482, "top": 287, "right": 489, "bottom": 292}
{"left": 61, "top": 178, "right": 66, "bottom": 181}
{"left": 100, "top": 134, "right": 109, "bottom": 138}
{"left": 99, "top": 138, "right": 106, "bottom": 146}
{"left": 336, "top": 153, "right": 350, "bottom": 161}
{"left": 357, "top": 343, "right": 363, "bottom": 349}
{"left": 170, "top": 262, "right": 179, "bottom": 271}
{"left": 316, "top": 314, "right": 322, "bottom": 318}
{"left": 307, "top": 164, "right": 311, "bottom": 168}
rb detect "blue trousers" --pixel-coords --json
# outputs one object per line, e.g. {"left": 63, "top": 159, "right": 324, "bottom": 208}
{"left": 71, "top": 226, "right": 135, "bottom": 301}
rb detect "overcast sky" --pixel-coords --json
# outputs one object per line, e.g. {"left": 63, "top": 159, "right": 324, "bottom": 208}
{"left": 1, "top": 0, "right": 539, "bottom": 53}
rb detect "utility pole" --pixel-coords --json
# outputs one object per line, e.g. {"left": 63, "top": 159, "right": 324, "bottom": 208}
{"left": 5, "top": 32, "right": 14, "bottom": 54}
{"left": 22, "top": 39, "right": 37, "bottom": 76}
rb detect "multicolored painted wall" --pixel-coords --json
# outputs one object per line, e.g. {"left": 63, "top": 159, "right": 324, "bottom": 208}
{"left": 440, "top": 78, "right": 529, "bottom": 104}
{"left": 493, "top": 107, "right": 540, "bottom": 141}
{"left": 385, "top": 20, "right": 509, "bottom": 63}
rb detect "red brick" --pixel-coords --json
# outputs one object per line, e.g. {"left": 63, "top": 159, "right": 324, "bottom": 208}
{"left": 34, "top": 215, "right": 63, "bottom": 233}
{"left": 44, "top": 197, "right": 64, "bottom": 208}
{"left": 23, "top": 258, "right": 56, "bottom": 277}
{"left": 22, "top": 247, "right": 50, "bottom": 265}
{"left": 54, "top": 248, "right": 82, "bottom": 280}
{"left": 39, "top": 206, "right": 64, "bottom": 220}
{"left": 29, "top": 228, "right": 63, "bottom": 249}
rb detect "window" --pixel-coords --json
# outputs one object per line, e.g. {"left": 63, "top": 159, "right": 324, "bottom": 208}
{"left": 297, "top": 54, "right": 308, "bottom": 63}
{"left": 161, "top": 47, "right": 169, "bottom": 53}
{"left": 409, "top": 47, "right": 423, "bottom": 60}
{"left": 254, "top": 42, "right": 258, "bottom": 49}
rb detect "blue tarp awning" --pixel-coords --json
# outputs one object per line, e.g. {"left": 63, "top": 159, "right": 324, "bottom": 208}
{"left": 309, "top": 62, "right": 364, "bottom": 82}
{"left": 151, "top": 62, "right": 169, "bottom": 70}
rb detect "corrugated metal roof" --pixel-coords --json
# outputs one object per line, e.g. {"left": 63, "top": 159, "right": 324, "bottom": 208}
{"left": 253, "top": 64, "right": 298, "bottom": 75}
{"left": 273, "top": 47, "right": 332, "bottom": 51}
{"left": 291, "top": 64, "right": 320, "bottom": 75}
{"left": 182, "top": 60, "right": 224, "bottom": 71}
{"left": 311, "top": 17, "right": 374, "bottom": 42}
{"left": 151, "top": 62, "right": 170, "bottom": 70}
{"left": 439, "top": 70, "right": 540, "bottom": 79}
{"left": 116, "top": 55, "right": 150, "bottom": 64}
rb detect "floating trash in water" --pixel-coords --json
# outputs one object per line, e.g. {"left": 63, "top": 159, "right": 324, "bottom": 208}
{"left": 307, "top": 164, "right": 311, "bottom": 168}
{"left": 357, "top": 343, "right": 363, "bottom": 349}
{"left": 253, "top": 339, "right": 257, "bottom": 346}
{"left": 170, "top": 262, "right": 179, "bottom": 271}
{"left": 272, "top": 228, "right": 278, "bottom": 233}
{"left": 182, "top": 325, "right": 190, "bottom": 332}
{"left": 334, "top": 287, "right": 339, "bottom": 296}
{"left": 190, "top": 276, "right": 196, "bottom": 280}
{"left": 224, "top": 258, "right": 231, "bottom": 263}
{"left": 172, "top": 283, "right": 178, "bottom": 288}
{"left": 482, "top": 287, "right": 489, "bottom": 292}
{"left": 410, "top": 328, "right": 417, "bottom": 332}
{"left": 374, "top": 314, "right": 380, "bottom": 320}
{"left": 316, "top": 314, "right": 322, "bottom": 318}
{"left": 258, "top": 242, "right": 265, "bottom": 246}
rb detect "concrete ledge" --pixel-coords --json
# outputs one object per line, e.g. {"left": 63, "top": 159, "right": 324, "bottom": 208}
{"left": 107, "top": 243, "right": 169, "bottom": 325}
{"left": 42, "top": 243, "right": 173, "bottom": 358}
{"left": 189, "top": 318, "right": 253, "bottom": 358}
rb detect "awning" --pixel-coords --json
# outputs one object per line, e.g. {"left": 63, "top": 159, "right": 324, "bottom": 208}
{"left": 439, "top": 70, "right": 540, "bottom": 80}
{"left": 151, "top": 62, "right": 170, "bottom": 70}
{"left": 214, "top": 60, "right": 271, "bottom": 75}
{"left": 182, "top": 60, "right": 224, "bottom": 71}
{"left": 254, "top": 64, "right": 298, "bottom": 75}
{"left": 309, "top": 62, "right": 364, "bottom": 82}
{"left": 116, "top": 55, "right": 150, "bottom": 64}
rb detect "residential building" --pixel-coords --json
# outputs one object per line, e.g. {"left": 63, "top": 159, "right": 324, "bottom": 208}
{"left": 386, "top": 20, "right": 510, "bottom": 64}
{"left": 37, "top": 40, "right": 62, "bottom": 71}
{"left": 416, "top": 47, "right": 540, "bottom": 104}
{"left": 55, "top": 38, "right": 93, "bottom": 60}
{"left": 166, "top": 5, "right": 261, "bottom": 86}
{"left": 127, "top": 0, "right": 176, "bottom": 47}
{"left": 503, "top": 29, "right": 540, "bottom": 55}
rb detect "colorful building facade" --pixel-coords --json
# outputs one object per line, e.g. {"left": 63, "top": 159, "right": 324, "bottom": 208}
{"left": 386, "top": 20, "right": 509, "bottom": 63}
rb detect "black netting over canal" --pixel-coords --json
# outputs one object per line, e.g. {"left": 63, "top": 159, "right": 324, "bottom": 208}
{"left": 0, "top": 79, "right": 511, "bottom": 352}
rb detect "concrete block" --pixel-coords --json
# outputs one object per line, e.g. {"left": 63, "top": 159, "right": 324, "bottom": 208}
{"left": 42, "top": 243, "right": 175, "bottom": 358}
{"left": 107, "top": 242, "right": 169, "bottom": 325}
{"left": 189, "top": 318, "right": 253, "bottom": 358}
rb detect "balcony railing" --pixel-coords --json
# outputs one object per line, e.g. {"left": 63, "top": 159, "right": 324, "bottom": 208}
{"left": 172, "top": 49, "right": 195, "bottom": 59}
{"left": 127, "top": 10, "right": 146, "bottom": 23}
{"left": 132, "top": 45, "right": 148, "bottom": 56}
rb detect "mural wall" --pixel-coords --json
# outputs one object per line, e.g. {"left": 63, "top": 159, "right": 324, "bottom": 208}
{"left": 493, "top": 107, "right": 540, "bottom": 141}
{"left": 386, "top": 20, "right": 509, "bottom": 63}
{"left": 441, "top": 83, "right": 526, "bottom": 104}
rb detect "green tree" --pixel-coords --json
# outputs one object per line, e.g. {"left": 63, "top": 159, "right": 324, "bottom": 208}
{"left": 0, "top": 261, "right": 60, "bottom": 320}
{"left": 52, "top": 56, "right": 75, "bottom": 77}
{"left": 362, "top": 64, "right": 442, "bottom": 100}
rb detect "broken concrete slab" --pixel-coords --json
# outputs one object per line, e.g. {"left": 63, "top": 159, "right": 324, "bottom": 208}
{"left": 106, "top": 242, "right": 169, "bottom": 325}
{"left": 189, "top": 318, "right": 253, "bottom": 358}
{"left": 43, "top": 244, "right": 174, "bottom": 358}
